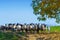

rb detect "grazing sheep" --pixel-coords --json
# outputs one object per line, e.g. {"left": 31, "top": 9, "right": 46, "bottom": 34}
{"left": 0, "top": 23, "right": 48, "bottom": 33}
{"left": 25, "top": 24, "right": 30, "bottom": 33}
{"left": 40, "top": 24, "right": 46, "bottom": 31}
{"left": 8, "top": 23, "right": 13, "bottom": 30}
{"left": 4, "top": 24, "right": 9, "bottom": 30}
{"left": 16, "top": 24, "right": 22, "bottom": 32}
{"left": 32, "top": 24, "right": 38, "bottom": 33}
{"left": 37, "top": 24, "right": 40, "bottom": 33}
{"left": 23, "top": 24, "right": 27, "bottom": 32}
{"left": 29, "top": 23, "right": 34, "bottom": 33}
{"left": 0, "top": 25, "right": 6, "bottom": 31}
{"left": 20, "top": 24, "right": 24, "bottom": 32}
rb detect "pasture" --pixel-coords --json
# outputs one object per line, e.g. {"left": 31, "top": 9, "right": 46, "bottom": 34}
{"left": 0, "top": 31, "right": 19, "bottom": 40}
{"left": 50, "top": 26, "right": 60, "bottom": 32}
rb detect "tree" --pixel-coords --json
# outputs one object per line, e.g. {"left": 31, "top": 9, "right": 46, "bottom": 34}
{"left": 32, "top": 0, "right": 60, "bottom": 23}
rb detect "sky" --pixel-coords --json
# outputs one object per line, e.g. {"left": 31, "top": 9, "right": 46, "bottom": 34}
{"left": 0, "top": 0, "right": 60, "bottom": 26}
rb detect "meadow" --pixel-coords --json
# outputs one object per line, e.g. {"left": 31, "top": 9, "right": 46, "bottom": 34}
{"left": 50, "top": 26, "right": 60, "bottom": 32}
{"left": 0, "top": 32, "right": 19, "bottom": 40}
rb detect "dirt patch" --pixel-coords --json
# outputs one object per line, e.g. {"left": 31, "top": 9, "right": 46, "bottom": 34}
{"left": 26, "top": 33, "right": 60, "bottom": 40}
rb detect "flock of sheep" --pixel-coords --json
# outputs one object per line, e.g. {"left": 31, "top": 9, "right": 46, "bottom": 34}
{"left": 0, "top": 23, "right": 50, "bottom": 33}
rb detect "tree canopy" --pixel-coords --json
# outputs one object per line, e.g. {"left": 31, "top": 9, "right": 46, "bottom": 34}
{"left": 32, "top": 0, "right": 60, "bottom": 23}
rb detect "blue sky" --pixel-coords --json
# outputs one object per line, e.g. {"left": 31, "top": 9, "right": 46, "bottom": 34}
{"left": 0, "top": 0, "right": 60, "bottom": 26}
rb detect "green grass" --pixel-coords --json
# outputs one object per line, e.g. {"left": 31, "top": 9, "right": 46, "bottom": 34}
{"left": 0, "top": 32, "right": 19, "bottom": 40}
{"left": 50, "top": 26, "right": 60, "bottom": 32}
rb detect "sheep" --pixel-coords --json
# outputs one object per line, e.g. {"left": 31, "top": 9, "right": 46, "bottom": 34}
{"left": 41, "top": 24, "right": 46, "bottom": 31}
{"left": 0, "top": 25, "right": 6, "bottom": 31}
{"left": 20, "top": 24, "right": 24, "bottom": 32}
{"left": 25, "top": 24, "right": 30, "bottom": 33}
{"left": 16, "top": 24, "right": 22, "bottom": 32}
{"left": 22, "top": 23, "right": 27, "bottom": 32}
{"left": 7, "top": 23, "right": 13, "bottom": 30}
{"left": 0, "top": 23, "right": 48, "bottom": 33}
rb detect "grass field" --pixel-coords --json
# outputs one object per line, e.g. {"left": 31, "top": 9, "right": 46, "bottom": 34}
{"left": 0, "top": 32, "right": 19, "bottom": 40}
{"left": 50, "top": 26, "right": 60, "bottom": 32}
